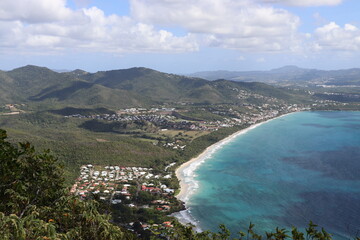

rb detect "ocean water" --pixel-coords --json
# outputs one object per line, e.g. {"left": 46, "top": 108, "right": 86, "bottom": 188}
{"left": 184, "top": 111, "right": 360, "bottom": 239}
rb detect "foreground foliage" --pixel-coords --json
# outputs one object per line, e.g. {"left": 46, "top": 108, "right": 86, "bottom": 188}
{"left": 0, "top": 129, "right": 134, "bottom": 239}
{"left": 155, "top": 221, "right": 339, "bottom": 240}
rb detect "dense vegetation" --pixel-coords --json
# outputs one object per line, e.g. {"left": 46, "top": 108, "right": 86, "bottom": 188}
{"left": 0, "top": 65, "right": 316, "bottom": 108}
{"left": 0, "top": 129, "right": 135, "bottom": 239}
{"left": 0, "top": 111, "right": 178, "bottom": 182}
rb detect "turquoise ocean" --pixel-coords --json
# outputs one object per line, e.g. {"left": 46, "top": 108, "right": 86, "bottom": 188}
{"left": 177, "top": 111, "right": 360, "bottom": 239}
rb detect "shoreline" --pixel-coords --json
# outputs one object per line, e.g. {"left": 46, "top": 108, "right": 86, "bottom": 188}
{"left": 173, "top": 112, "right": 296, "bottom": 227}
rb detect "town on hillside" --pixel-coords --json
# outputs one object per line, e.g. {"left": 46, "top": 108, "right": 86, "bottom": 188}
{"left": 71, "top": 163, "right": 181, "bottom": 233}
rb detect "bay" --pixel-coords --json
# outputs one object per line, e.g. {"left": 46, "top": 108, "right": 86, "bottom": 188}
{"left": 186, "top": 111, "right": 360, "bottom": 239}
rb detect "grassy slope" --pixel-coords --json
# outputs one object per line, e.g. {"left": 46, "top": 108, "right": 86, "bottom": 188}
{"left": 0, "top": 112, "right": 178, "bottom": 183}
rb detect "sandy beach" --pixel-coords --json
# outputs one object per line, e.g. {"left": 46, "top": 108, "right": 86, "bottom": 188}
{"left": 175, "top": 112, "right": 295, "bottom": 203}
{"left": 173, "top": 112, "right": 296, "bottom": 228}
{"left": 175, "top": 128, "right": 244, "bottom": 202}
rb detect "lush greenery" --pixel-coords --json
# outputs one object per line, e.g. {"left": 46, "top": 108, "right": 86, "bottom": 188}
{"left": 150, "top": 221, "right": 347, "bottom": 240}
{"left": 0, "top": 111, "right": 178, "bottom": 182}
{"left": 0, "top": 65, "right": 316, "bottom": 108}
{"left": 0, "top": 129, "right": 135, "bottom": 239}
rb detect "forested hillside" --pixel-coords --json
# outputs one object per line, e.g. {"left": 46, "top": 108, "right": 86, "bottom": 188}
{"left": 0, "top": 65, "right": 313, "bottom": 108}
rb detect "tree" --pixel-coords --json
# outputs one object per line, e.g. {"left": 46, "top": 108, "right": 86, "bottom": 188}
{"left": 0, "top": 129, "right": 64, "bottom": 217}
{"left": 0, "top": 129, "right": 132, "bottom": 240}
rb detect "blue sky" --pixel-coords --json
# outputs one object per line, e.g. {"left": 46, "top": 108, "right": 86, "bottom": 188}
{"left": 1, "top": 0, "right": 360, "bottom": 73}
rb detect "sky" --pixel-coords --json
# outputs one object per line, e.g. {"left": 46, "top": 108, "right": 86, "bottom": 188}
{"left": 1, "top": 0, "right": 360, "bottom": 73}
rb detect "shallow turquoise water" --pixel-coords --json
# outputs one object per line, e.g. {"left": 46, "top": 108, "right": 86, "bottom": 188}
{"left": 188, "top": 111, "right": 360, "bottom": 239}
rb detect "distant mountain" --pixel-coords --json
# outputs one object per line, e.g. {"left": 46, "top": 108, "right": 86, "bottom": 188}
{"left": 0, "top": 65, "right": 312, "bottom": 108}
{"left": 269, "top": 65, "right": 306, "bottom": 74}
{"left": 68, "top": 69, "right": 89, "bottom": 76}
{"left": 189, "top": 66, "right": 360, "bottom": 86}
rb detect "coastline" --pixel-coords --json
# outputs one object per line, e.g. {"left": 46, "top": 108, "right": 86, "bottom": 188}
{"left": 173, "top": 112, "right": 296, "bottom": 227}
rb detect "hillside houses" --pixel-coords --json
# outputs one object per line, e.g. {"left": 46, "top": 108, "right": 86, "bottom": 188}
{"left": 71, "top": 164, "right": 176, "bottom": 208}
{"left": 65, "top": 102, "right": 311, "bottom": 137}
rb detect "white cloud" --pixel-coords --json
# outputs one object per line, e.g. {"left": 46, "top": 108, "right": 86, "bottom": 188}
{"left": 130, "top": 0, "right": 301, "bottom": 52}
{"left": 0, "top": 0, "right": 72, "bottom": 23}
{"left": 0, "top": 0, "right": 198, "bottom": 54}
{"left": 259, "top": 0, "right": 343, "bottom": 7}
{"left": 313, "top": 22, "right": 360, "bottom": 51}
{"left": 1, "top": 0, "right": 356, "bottom": 58}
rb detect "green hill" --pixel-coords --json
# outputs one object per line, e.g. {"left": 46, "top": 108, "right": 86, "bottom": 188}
{"left": 0, "top": 71, "right": 20, "bottom": 103}
{"left": 0, "top": 65, "right": 313, "bottom": 108}
{"left": 189, "top": 65, "right": 360, "bottom": 86}
{"left": 81, "top": 67, "right": 212, "bottom": 103}
{"left": 7, "top": 65, "right": 78, "bottom": 97}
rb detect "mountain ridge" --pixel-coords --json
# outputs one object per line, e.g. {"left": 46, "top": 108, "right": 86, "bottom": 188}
{"left": 0, "top": 65, "right": 314, "bottom": 108}
{"left": 189, "top": 66, "right": 360, "bottom": 86}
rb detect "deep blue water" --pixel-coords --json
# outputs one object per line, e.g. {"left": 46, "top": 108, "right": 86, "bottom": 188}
{"left": 187, "top": 111, "right": 360, "bottom": 239}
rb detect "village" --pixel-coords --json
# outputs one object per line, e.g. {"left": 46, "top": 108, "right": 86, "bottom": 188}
{"left": 60, "top": 84, "right": 350, "bottom": 138}
{"left": 63, "top": 102, "right": 315, "bottom": 152}
{"left": 65, "top": 102, "right": 310, "bottom": 131}
{"left": 70, "top": 163, "right": 181, "bottom": 231}
{"left": 71, "top": 163, "right": 176, "bottom": 202}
